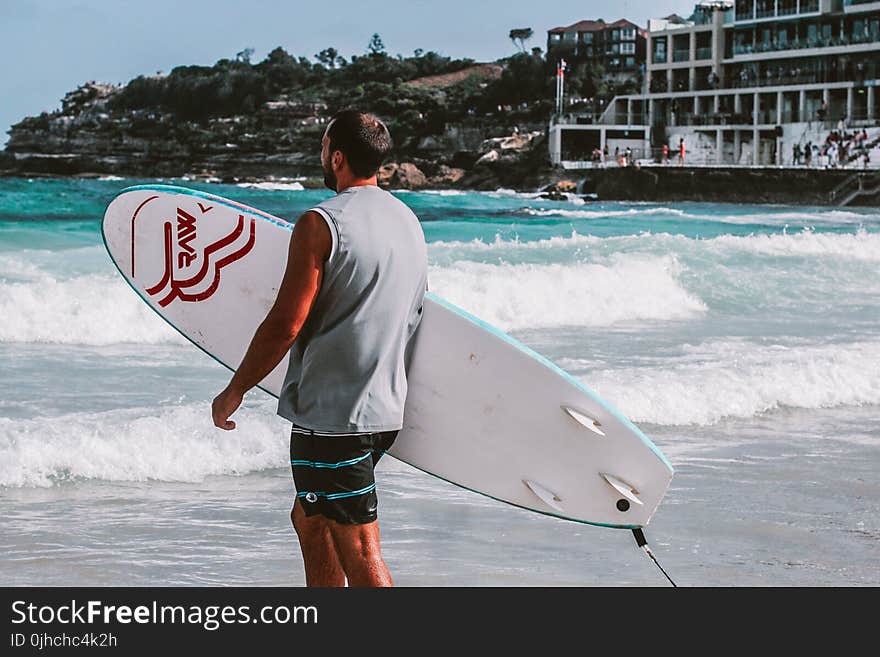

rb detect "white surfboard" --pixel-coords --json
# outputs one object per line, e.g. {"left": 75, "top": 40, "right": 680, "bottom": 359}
{"left": 102, "top": 184, "right": 673, "bottom": 529}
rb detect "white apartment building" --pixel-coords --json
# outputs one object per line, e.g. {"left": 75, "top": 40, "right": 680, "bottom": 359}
{"left": 550, "top": 0, "right": 880, "bottom": 166}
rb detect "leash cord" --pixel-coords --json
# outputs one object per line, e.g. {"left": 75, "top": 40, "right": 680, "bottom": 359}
{"left": 632, "top": 528, "right": 677, "bottom": 587}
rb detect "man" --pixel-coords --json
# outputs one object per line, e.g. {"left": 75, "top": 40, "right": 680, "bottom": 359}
{"left": 211, "top": 109, "right": 428, "bottom": 587}
{"left": 678, "top": 138, "right": 686, "bottom": 166}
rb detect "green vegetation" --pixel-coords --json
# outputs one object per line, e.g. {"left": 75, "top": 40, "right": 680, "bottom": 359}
{"left": 7, "top": 31, "right": 636, "bottom": 176}
{"left": 104, "top": 35, "right": 573, "bottom": 150}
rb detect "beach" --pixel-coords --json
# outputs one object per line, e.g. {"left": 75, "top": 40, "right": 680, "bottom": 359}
{"left": 1, "top": 178, "right": 878, "bottom": 585}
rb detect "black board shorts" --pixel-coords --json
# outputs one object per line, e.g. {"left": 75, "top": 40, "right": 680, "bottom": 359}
{"left": 290, "top": 426, "right": 398, "bottom": 525}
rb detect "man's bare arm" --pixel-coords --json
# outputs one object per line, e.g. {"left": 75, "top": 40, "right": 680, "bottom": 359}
{"left": 211, "top": 211, "right": 331, "bottom": 430}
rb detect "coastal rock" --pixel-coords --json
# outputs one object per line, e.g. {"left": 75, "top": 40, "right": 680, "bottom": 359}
{"left": 1, "top": 73, "right": 557, "bottom": 189}
{"left": 474, "top": 149, "right": 499, "bottom": 166}
{"left": 478, "top": 130, "right": 543, "bottom": 154}
{"left": 541, "top": 179, "right": 578, "bottom": 193}
{"left": 378, "top": 162, "right": 427, "bottom": 189}
{"left": 427, "top": 165, "right": 465, "bottom": 187}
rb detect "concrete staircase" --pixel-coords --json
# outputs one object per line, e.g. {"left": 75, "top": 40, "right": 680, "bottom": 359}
{"left": 828, "top": 169, "right": 880, "bottom": 205}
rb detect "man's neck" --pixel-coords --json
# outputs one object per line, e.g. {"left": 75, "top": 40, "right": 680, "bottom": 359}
{"left": 336, "top": 177, "right": 378, "bottom": 193}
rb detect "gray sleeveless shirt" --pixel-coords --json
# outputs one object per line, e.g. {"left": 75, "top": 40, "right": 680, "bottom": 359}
{"left": 277, "top": 185, "right": 428, "bottom": 433}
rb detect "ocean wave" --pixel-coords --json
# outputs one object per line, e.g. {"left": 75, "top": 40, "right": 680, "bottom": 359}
{"left": 429, "top": 254, "right": 706, "bottom": 330}
{"left": 427, "top": 231, "right": 603, "bottom": 254}
{"left": 567, "top": 339, "right": 880, "bottom": 426}
{"left": 518, "top": 206, "right": 880, "bottom": 226}
{"left": 0, "top": 273, "right": 182, "bottom": 345}
{"left": 395, "top": 189, "right": 468, "bottom": 196}
{"left": 706, "top": 228, "right": 880, "bottom": 260}
{"left": 0, "top": 402, "right": 286, "bottom": 487}
{"left": 236, "top": 181, "right": 305, "bottom": 191}
{"left": 519, "top": 207, "right": 690, "bottom": 220}
{"left": 428, "top": 228, "right": 880, "bottom": 261}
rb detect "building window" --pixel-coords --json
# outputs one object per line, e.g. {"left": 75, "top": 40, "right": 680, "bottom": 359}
{"left": 583, "top": 32, "right": 594, "bottom": 43}
{"left": 611, "top": 29, "right": 620, "bottom": 41}
{"left": 620, "top": 41, "right": 635, "bottom": 54}
{"left": 653, "top": 37, "right": 667, "bottom": 63}
{"left": 621, "top": 28, "right": 635, "bottom": 40}
{"left": 735, "top": 0, "right": 754, "bottom": 21}
{"left": 626, "top": 56, "right": 635, "bottom": 67}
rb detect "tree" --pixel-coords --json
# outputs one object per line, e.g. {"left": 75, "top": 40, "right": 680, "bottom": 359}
{"left": 316, "top": 47, "right": 343, "bottom": 69}
{"left": 368, "top": 33, "right": 386, "bottom": 56}
{"left": 508, "top": 28, "right": 534, "bottom": 53}
{"left": 236, "top": 47, "right": 255, "bottom": 64}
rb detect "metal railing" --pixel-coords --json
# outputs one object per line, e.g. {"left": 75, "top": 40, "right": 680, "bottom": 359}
{"left": 695, "top": 46, "right": 713, "bottom": 60}
{"left": 726, "top": 69, "right": 875, "bottom": 88}
{"left": 673, "top": 49, "right": 691, "bottom": 62}
{"left": 731, "top": 31, "right": 880, "bottom": 57}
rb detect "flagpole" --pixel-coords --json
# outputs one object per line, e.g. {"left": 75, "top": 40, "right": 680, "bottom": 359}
{"left": 556, "top": 59, "right": 567, "bottom": 117}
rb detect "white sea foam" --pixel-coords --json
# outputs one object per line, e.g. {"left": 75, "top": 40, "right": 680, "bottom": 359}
{"left": 427, "top": 231, "right": 603, "bottom": 255}
{"left": 0, "top": 273, "right": 182, "bottom": 344}
{"left": 518, "top": 205, "right": 880, "bottom": 226}
{"left": 520, "top": 207, "right": 690, "bottom": 220}
{"left": 236, "top": 181, "right": 305, "bottom": 191}
{"left": 0, "top": 402, "right": 287, "bottom": 487}
{"left": 405, "top": 189, "right": 467, "bottom": 196}
{"left": 429, "top": 228, "right": 880, "bottom": 261}
{"left": 3, "top": 228, "right": 876, "bottom": 344}
{"left": 429, "top": 254, "right": 706, "bottom": 330}
{"left": 706, "top": 228, "right": 880, "bottom": 260}
{"left": 98, "top": 175, "right": 124, "bottom": 181}
{"left": 567, "top": 339, "right": 880, "bottom": 426}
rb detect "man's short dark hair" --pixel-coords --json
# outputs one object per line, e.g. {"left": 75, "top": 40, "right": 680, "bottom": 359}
{"left": 326, "top": 109, "right": 393, "bottom": 178}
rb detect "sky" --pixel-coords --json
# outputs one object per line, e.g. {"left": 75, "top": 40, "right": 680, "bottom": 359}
{"left": 0, "top": 0, "right": 695, "bottom": 147}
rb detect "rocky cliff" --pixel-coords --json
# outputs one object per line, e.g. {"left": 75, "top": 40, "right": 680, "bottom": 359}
{"left": 0, "top": 79, "right": 562, "bottom": 192}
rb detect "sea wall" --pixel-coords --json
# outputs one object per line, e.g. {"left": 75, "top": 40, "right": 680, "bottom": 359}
{"left": 578, "top": 166, "right": 879, "bottom": 206}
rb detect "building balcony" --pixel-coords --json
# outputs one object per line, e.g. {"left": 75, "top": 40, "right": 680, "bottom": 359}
{"left": 732, "top": 31, "right": 880, "bottom": 57}
{"left": 732, "top": 0, "right": 819, "bottom": 23}
{"left": 726, "top": 69, "right": 872, "bottom": 89}
{"left": 696, "top": 46, "right": 713, "bottom": 60}
{"left": 673, "top": 49, "right": 691, "bottom": 62}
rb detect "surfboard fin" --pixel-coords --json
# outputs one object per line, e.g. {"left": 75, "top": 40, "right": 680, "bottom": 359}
{"left": 600, "top": 473, "right": 644, "bottom": 506}
{"left": 561, "top": 405, "right": 605, "bottom": 436}
{"left": 523, "top": 479, "right": 564, "bottom": 513}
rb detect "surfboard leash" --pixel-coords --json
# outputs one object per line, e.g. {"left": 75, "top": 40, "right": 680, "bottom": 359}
{"left": 632, "top": 528, "right": 677, "bottom": 587}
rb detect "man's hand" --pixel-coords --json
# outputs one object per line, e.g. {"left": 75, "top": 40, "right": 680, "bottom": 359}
{"left": 212, "top": 386, "right": 243, "bottom": 431}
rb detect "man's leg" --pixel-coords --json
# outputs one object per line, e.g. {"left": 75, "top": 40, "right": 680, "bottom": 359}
{"left": 326, "top": 519, "right": 393, "bottom": 587}
{"left": 291, "top": 499, "right": 346, "bottom": 587}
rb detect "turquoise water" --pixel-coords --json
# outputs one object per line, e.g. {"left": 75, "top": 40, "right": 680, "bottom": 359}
{"left": 1, "top": 177, "right": 878, "bottom": 585}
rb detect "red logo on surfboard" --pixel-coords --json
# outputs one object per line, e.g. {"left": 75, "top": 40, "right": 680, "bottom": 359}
{"left": 134, "top": 202, "right": 256, "bottom": 307}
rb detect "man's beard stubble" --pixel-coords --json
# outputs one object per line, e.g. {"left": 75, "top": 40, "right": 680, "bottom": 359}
{"left": 323, "top": 163, "right": 337, "bottom": 192}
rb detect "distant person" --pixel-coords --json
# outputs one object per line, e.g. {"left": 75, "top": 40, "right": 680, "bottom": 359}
{"left": 662, "top": 143, "right": 669, "bottom": 165}
{"left": 603, "top": 144, "right": 609, "bottom": 164}
{"left": 625, "top": 146, "right": 633, "bottom": 166}
{"left": 793, "top": 143, "right": 801, "bottom": 166}
{"left": 212, "top": 110, "right": 427, "bottom": 587}
{"left": 678, "top": 138, "right": 686, "bottom": 166}
{"left": 817, "top": 100, "right": 827, "bottom": 122}
{"left": 804, "top": 141, "right": 813, "bottom": 167}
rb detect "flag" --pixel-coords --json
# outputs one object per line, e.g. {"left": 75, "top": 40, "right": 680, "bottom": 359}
{"left": 557, "top": 58, "right": 567, "bottom": 77}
